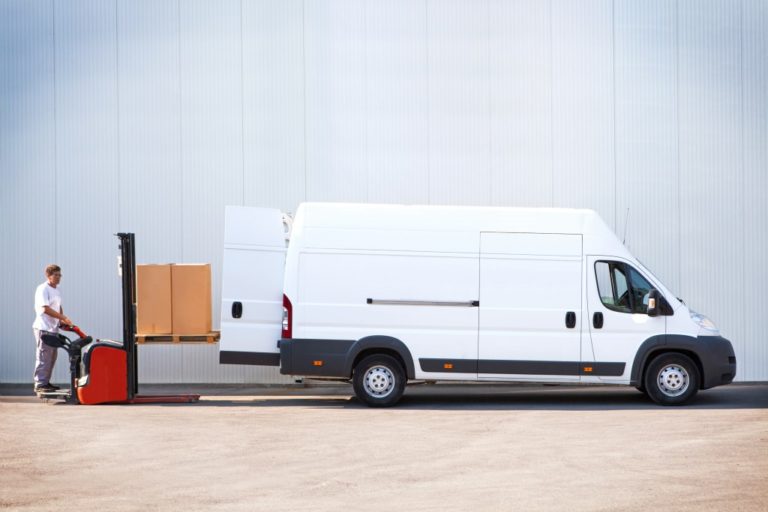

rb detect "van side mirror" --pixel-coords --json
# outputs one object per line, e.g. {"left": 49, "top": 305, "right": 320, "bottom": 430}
{"left": 647, "top": 289, "right": 660, "bottom": 317}
{"left": 647, "top": 289, "right": 673, "bottom": 317}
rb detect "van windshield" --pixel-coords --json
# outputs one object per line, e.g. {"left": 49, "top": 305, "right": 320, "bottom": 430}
{"left": 632, "top": 258, "right": 680, "bottom": 303}
{"left": 627, "top": 267, "right": 652, "bottom": 314}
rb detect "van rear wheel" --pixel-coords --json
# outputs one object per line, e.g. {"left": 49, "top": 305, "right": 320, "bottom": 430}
{"left": 352, "top": 354, "right": 406, "bottom": 407}
{"left": 644, "top": 353, "right": 700, "bottom": 405}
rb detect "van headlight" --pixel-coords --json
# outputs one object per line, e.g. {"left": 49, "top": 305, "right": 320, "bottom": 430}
{"left": 690, "top": 310, "right": 719, "bottom": 333}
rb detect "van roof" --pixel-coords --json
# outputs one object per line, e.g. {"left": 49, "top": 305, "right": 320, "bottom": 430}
{"left": 297, "top": 202, "right": 616, "bottom": 239}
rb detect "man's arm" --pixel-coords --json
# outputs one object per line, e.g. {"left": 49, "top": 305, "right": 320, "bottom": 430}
{"left": 43, "top": 306, "right": 71, "bottom": 326}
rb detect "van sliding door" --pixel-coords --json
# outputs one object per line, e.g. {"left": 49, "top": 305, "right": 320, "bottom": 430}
{"left": 478, "top": 232, "right": 582, "bottom": 382}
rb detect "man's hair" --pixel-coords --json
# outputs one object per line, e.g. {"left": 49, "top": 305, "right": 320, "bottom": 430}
{"left": 45, "top": 264, "right": 61, "bottom": 276}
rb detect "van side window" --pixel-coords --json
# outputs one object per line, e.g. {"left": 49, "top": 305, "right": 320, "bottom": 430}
{"left": 595, "top": 261, "right": 654, "bottom": 314}
{"left": 595, "top": 262, "right": 631, "bottom": 313}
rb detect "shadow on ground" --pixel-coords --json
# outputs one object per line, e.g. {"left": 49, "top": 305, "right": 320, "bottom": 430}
{"left": 195, "top": 384, "right": 768, "bottom": 411}
{"left": 4, "top": 383, "right": 764, "bottom": 411}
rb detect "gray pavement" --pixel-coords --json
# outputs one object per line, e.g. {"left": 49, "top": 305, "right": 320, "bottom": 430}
{"left": 1, "top": 383, "right": 766, "bottom": 511}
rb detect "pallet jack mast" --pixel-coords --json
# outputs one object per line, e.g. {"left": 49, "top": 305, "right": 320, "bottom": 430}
{"left": 38, "top": 234, "right": 200, "bottom": 404}
{"left": 120, "top": 232, "right": 139, "bottom": 401}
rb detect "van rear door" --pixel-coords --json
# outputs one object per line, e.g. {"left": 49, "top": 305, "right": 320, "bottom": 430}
{"left": 219, "top": 206, "right": 286, "bottom": 366}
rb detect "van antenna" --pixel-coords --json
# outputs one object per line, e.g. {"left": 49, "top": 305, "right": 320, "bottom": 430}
{"left": 622, "top": 208, "right": 629, "bottom": 245}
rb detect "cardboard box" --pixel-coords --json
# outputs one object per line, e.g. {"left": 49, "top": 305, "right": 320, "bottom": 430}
{"left": 171, "top": 264, "right": 212, "bottom": 335}
{"left": 136, "top": 264, "right": 173, "bottom": 334}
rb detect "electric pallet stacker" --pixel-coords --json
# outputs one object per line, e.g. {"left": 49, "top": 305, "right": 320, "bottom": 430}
{"left": 37, "top": 233, "right": 200, "bottom": 405}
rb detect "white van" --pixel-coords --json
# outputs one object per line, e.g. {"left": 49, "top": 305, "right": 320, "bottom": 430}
{"left": 219, "top": 203, "right": 735, "bottom": 407}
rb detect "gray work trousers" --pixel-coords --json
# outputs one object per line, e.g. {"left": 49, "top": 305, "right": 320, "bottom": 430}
{"left": 33, "top": 328, "right": 58, "bottom": 386}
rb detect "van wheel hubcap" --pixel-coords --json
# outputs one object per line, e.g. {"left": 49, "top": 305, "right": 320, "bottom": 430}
{"left": 364, "top": 366, "right": 395, "bottom": 398}
{"left": 657, "top": 365, "right": 689, "bottom": 397}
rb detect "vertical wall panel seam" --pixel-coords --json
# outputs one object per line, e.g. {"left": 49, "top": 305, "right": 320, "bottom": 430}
{"left": 240, "top": 0, "right": 245, "bottom": 206}
{"left": 365, "top": 0, "right": 369, "bottom": 203}
{"left": 52, "top": 0, "right": 58, "bottom": 261}
{"left": 549, "top": 0, "right": 554, "bottom": 207}
{"left": 115, "top": 0, "right": 121, "bottom": 229}
{"left": 487, "top": 0, "right": 491, "bottom": 204}
{"left": 739, "top": 0, "right": 746, "bottom": 369}
{"left": 425, "top": 0, "right": 430, "bottom": 204}
{"left": 612, "top": 0, "right": 617, "bottom": 231}
{"left": 303, "top": 0, "right": 307, "bottom": 202}
{"left": 178, "top": 0, "right": 184, "bottom": 260}
{"left": 676, "top": 0, "right": 681, "bottom": 293}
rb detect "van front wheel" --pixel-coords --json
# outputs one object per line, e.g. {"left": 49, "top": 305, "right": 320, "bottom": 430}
{"left": 644, "top": 353, "right": 700, "bottom": 405}
{"left": 352, "top": 354, "right": 406, "bottom": 407}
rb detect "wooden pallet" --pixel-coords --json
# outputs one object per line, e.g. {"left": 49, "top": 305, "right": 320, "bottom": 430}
{"left": 136, "top": 331, "right": 220, "bottom": 344}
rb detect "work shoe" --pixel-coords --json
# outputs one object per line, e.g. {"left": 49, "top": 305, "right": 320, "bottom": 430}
{"left": 34, "top": 384, "right": 55, "bottom": 393}
{"left": 48, "top": 383, "right": 61, "bottom": 390}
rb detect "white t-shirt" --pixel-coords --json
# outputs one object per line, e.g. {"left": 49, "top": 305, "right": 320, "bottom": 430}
{"left": 33, "top": 282, "right": 62, "bottom": 332}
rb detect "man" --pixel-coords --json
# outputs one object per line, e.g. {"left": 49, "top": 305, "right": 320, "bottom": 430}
{"left": 32, "top": 264, "right": 73, "bottom": 393}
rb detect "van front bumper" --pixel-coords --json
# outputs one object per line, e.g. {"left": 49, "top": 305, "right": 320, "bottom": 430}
{"left": 631, "top": 334, "right": 736, "bottom": 389}
{"left": 698, "top": 335, "right": 736, "bottom": 389}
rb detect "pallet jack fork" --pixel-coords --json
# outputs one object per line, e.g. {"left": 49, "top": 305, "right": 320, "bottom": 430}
{"left": 37, "top": 234, "right": 200, "bottom": 405}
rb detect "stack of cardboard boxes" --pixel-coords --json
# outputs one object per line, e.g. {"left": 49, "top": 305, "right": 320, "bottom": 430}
{"left": 137, "top": 264, "right": 212, "bottom": 335}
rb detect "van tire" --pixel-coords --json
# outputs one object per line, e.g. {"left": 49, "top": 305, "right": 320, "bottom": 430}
{"left": 644, "top": 353, "right": 700, "bottom": 405}
{"left": 352, "top": 354, "right": 406, "bottom": 407}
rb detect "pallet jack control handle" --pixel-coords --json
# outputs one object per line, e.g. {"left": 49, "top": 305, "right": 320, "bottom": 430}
{"left": 61, "top": 324, "right": 87, "bottom": 339}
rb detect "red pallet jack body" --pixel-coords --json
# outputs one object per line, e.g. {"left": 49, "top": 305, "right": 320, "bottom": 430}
{"left": 38, "top": 234, "right": 200, "bottom": 405}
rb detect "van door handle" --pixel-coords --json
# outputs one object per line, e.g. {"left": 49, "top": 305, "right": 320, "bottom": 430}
{"left": 593, "top": 312, "right": 604, "bottom": 329}
{"left": 232, "top": 301, "right": 243, "bottom": 319}
{"left": 565, "top": 311, "right": 576, "bottom": 329}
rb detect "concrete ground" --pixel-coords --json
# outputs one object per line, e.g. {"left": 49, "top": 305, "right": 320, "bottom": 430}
{"left": 0, "top": 383, "right": 766, "bottom": 512}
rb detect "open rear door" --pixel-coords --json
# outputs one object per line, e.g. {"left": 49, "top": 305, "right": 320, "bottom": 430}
{"left": 219, "top": 206, "right": 286, "bottom": 366}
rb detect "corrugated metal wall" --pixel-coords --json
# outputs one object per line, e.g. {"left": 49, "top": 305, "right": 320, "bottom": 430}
{"left": 1, "top": 0, "right": 766, "bottom": 383}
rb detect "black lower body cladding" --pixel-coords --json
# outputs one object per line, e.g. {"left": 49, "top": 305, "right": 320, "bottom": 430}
{"left": 697, "top": 335, "right": 737, "bottom": 389}
{"left": 279, "top": 335, "right": 736, "bottom": 391}
{"left": 279, "top": 336, "right": 417, "bottom": 379}
{"left": 279, "top": 338, "right": 355, "bottom": 377}
{"left": 631, "top": 334, "right": 736, "bottom": 390}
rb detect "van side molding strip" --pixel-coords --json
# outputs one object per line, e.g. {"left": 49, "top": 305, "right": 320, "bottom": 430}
{"left": 367, "top": 298, "right": 479, "bottom": 307}
{"left": 421, "top": 358, "right": 625, "bottom": 377}
{"left": 220, "top": 350, "right": 280, "bottom": 366}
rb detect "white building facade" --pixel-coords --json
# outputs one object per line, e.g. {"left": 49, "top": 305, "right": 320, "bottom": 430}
{"left": 1, "top": 0, "right": 766, "bottom": 383}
